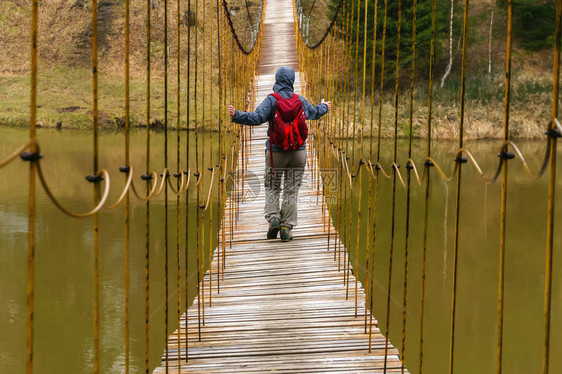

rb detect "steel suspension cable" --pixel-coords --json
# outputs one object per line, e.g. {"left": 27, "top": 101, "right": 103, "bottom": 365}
{"left": 448, "top": 0, "right": 470, "bottom": 371}
{"left": 144, "top": 0, "right": 151, "bottom": 369}
{"left": 350, "top": 0, "right": 362, "bottom": 318}
{"left": 299, "top": 0, "right": 345, "bottom": 49}
{"left": 14, "top": 2, "right": 266, "bottom": 371}
{"left": 542, "top": 1, "right": 561, "bottom": 372}
{"left": 221, "top": 0, "right": 260, "bottom": 54}
{"left": 383, "top": 0, "right": 401, "bottom": 369}
{"left": 400, "top": 0, "right": 417, "bottom": 371}
{"left": 327, "top": 10, "right": 334, "bottom": 263}
{"left": 163, "top": 0, "right": 170, "bottom": 369}
{"left": 209, "top": 0, "right": 215, "bottom": 310}
{"left": 175, "top": 0, "right": 182, "bottom": 366}
{"left": 91, "top": 0, "right": 101, "bottom": 370}
{"left": 185, "top": 0, "right": 192, "bottom": 361}
{"left": 294, "top": 2, "right": 561, "bottom": 373}
{"left": 369, "top": 0, "right": 388, "bottom": 351}
{"left": 352, "top": 0, "right": 369, "bottom": 322}
{"left": 223, "top": 0, "right": 230, "bottom": 273}
{"left": 26, "top": 0, "right": 38, "bottom": 370}
{"left": 335, "top": 2, "right": 347, "bottom": 273}
{"left": 194, "top": 0, "right": 202, "bottom": 342}
{"left": 496, "top": 1, "right": 513, "bottom": 372}
{"left": 207, "top": 0, "right": 220, "bottom": 307}
{"left": 364, "top": 0, "right": 379, "bottom": 334}
{"left": 216, "top": 0, "right": 223, "bottom": 297}
{"left": 201, "top": 0, "right": 207, "bottom": 322}
{"left": 343, "top": 0, "right": 355, "bottom": 297}
{"left": 307, "top": 0, "right": 317, "bottom": 17}
{"left": 244, "top": 0, "right": 253, "bottom": 26}
{"left": 124, "top": 0, "right": 131, "bottom": 370}
{"left": 418, "top": 0, "right": 437, "bottom": 371}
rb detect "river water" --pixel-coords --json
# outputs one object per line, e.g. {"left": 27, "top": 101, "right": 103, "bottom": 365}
{"left": 323, "top": 137, "right": 562, "bottom": 373}
{"left": 1, "top": 127, "right": 561, "bottom": 373}
{"left": 0, "top": 127, "right": 223, "bottom": 373}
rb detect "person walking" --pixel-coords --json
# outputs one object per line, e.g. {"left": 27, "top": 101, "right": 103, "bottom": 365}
{"left": 228, "top": 66, "right": 331, "bottom": 241}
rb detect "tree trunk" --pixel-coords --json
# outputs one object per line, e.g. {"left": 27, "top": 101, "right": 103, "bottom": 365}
{"left": 488, "top": 5, "right": 494, "bottom": 78}
{"left": 440, "top": 0, "right": 455, "bottom": 88}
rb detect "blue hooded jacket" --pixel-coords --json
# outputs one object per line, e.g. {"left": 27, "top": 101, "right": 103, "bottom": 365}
{"left": 231, "top": 66, "right": 329, "bottom": 152}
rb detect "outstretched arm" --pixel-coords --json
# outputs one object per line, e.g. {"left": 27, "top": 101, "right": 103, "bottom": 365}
{"left": 299, "top": 96, "right": 331, "bottom": 120}
{"left": 228, "top": 95, "right": 275, "bottom": 126}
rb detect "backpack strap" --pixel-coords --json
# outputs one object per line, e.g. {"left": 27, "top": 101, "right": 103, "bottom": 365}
{"left": 268, "top": 92, "right": 282, "bottom": 135}
{"left": 270, "top": 93, "right": 282, "bottom": 101}
{"left": 292, "top": 106, "right": 304, "bottom": 145}
{"left": 268, "top": 93, "right": 282, "bottom": 173}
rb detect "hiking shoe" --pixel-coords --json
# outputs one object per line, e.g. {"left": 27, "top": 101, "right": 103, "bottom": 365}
{"left": 280, "top": 226, "right": 293, "bottom": 242}
{"left": 267, "top": 218, "right": 280, "bottom": 239}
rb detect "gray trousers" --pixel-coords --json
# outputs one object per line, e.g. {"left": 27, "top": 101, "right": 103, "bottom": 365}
{"left": 264, "top": 149, "right": 306, "bottom": 229}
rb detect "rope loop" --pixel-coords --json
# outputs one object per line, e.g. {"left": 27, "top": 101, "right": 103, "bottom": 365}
{"left": 131, "top": 171, "right": 159, "bottom": 200}
{"left": 167, "top": 170, "right": 186, "bottom": 195}
{"left": 0, "top": 140, "right": 36, "bottom": 168}
{"left": 105, "top": 165, "right": 134, "bottom": 210}
{"left": 37, "top": 163, "right": 111, "bottom": 218}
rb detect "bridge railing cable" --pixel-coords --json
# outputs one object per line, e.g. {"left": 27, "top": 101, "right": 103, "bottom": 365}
{"left": 296, "top": 0, "right": 561, "bottom": 372}
{"left": 3, "top": 0, "right": 267, "bottom": 372}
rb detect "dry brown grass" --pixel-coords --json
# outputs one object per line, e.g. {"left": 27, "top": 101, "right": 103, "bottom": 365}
{"left": 0, "top": 0, "right": 259, "bottom": 75}
{"left": 0, "top": 0, "right": 557, "bottom": 137}
{"left": 326, "top": 69, "right": 555, "bottom": 141}
{"left": 300, "top": 0, "right": 558, "bottom": 140}
{"left": 0, "top": 0, "right": 264, "bottom": 128}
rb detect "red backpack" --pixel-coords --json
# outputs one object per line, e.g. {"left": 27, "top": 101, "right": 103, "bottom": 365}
{"left": 269, "top": 93, "right": 308, "bottom": 155}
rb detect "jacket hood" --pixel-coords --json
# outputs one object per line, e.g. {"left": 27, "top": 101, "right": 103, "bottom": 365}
{"left": 272, "top": 67, "right": 295, "bottom": 93}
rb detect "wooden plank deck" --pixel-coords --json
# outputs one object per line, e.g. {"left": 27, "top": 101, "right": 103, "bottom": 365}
{"left": 155, "top": 0, "right": 406, "bottom": 372}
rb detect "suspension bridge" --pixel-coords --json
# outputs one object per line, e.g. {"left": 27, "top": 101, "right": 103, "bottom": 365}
{"left": 154, "top": 0, "right": 403, "bottom": 372}
{"left": 1, "top": 0, "right": 561, "bottom": 372}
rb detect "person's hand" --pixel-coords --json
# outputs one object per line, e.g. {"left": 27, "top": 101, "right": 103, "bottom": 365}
{"left": 228, "top": 105, "right": 236, "bottom": 118}
{"left": 321, "top": 99, "right": 332, "bottom": 111}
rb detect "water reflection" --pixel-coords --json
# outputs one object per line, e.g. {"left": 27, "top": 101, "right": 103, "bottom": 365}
{"left": 2, "top": 128, "right": 560, "bottom": 373}
{"left": 0, "top": 127, "right": 224, "bottom": 373}
{"left": 442, "top": 178, "right": 449, "bottom": 281}
{"left": 323, "top": 137, "right": 561, "bottom": 374}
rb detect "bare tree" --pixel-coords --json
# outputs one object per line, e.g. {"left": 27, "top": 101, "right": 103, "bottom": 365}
{"left": 488, "top": 2, "right": 495, "bottom": 78}
{"left": 440, "top": 0, "right": 455, "bottom": 88}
